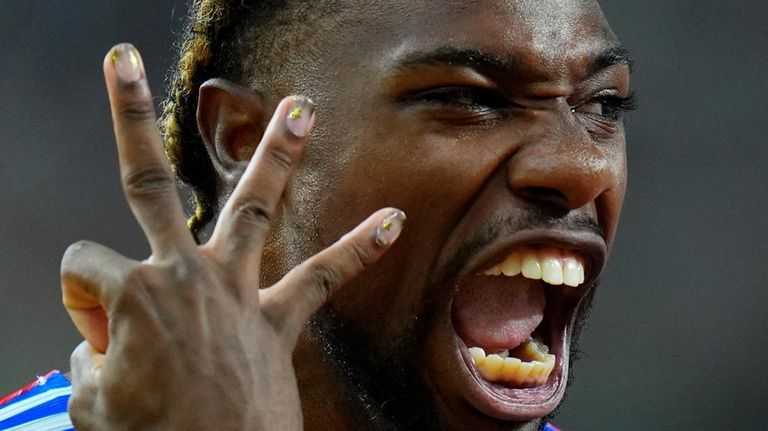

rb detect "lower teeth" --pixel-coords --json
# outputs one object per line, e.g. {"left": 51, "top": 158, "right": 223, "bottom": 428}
{"left": 469, "top": 338, "right": 556, "bottom": 387}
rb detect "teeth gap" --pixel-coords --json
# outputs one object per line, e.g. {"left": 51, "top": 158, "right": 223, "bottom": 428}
{"left": 469, "top": 338, "right": 556, "bottom": 388}
{"left": 494, "top": 350, "right": 510, "bottom": 358}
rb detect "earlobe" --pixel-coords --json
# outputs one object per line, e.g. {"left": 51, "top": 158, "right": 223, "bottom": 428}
{"left": 197, "top": 78, "right": 267, "bottom": 181}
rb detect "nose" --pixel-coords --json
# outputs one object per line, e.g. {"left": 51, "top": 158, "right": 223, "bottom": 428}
{"left": 506, "top": 114, "right": 621, "bottom": 212}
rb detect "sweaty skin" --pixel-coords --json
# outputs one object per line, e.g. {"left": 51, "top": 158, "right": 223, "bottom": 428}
{"left": 65, "top": 0, "right": 631, "bottom": 430}
{"left": 256, "top": 1, "right": 629, "bottom": 429}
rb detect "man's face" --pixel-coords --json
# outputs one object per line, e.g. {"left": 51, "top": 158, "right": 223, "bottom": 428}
{"left": 264, "top": 0, "right": 630, "bottom": 429}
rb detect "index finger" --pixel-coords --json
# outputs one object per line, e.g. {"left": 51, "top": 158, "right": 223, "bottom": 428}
{"left": 104, "top": 44, "right": 195, "bottom": 256}
{"left": 208, "top": 96, "right": 315, "bottom": 288}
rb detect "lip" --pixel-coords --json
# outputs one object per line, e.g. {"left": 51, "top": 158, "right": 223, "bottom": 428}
{"left": 443, "top": 227, "right": 606, "bottom": 421}
{"left": 453, "top": 326, "right": 569, "bottom": 421}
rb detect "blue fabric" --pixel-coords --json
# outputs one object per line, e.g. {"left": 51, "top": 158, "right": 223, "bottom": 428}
{"left": 0, "top": 370, "right": 563, "bottom": 431}
{"left": 0, "top": 372, "right": 73, "bottom": 431}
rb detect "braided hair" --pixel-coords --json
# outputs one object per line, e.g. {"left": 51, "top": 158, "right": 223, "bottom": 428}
{"left": 160, "top": 0, "right": 337, "bottom": 241}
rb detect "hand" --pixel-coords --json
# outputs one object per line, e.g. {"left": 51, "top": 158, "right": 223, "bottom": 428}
{"left": 62, "top": 44, "right": 405, "bottom": 430}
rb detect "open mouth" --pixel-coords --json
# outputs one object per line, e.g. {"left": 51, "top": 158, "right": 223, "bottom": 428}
{"left": 448, "top": 241, "right": 598, "bottom": 420}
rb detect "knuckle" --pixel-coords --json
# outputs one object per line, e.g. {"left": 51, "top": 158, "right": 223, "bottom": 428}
{"left": 121, "top": 164, "right": 175, "bottom": 199}
{"left": 307, "top": 263, "right": 343, "bottom": 304}
{"left": 109, "top": 266, "right": 154, "bottom": 315}
{"left": 96, "top": 264, "right": 146, "bottom": 307}
{"left": 121, "top": 264, "right": 150, "bottom": 290}
{"left": 69, "top": 342, "right": 88, "bottom": 370}
{"left": 67, "top": 381, "right": 101, "bottom": 431}
{"left": 162, "top": 253, "right": 206, "bottom": 288}
{"left": 345, "top": 240, "right": 374, "bottom": 272}
{"left": 229, "top": 197, "right": 274, "bottom": 230}
{"left": 117, "top": 96, "right": 157, "bottom": 124}
{"left": 67, "top": 394, "right": 91, "bottom": 429}
{"left": 265, "top": 146, "right": 295, "bottom": 171}
{"left": 61, "top": 240, "right": 94, "bottom": 274}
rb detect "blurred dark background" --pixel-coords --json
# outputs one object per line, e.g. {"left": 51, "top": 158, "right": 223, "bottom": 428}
{"left": 1, "top": 1, "right": 766, "bottom": 429}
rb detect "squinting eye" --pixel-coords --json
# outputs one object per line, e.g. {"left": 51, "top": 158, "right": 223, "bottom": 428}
{"left": 572, "top": 92, "right": 636, "bottom": 122}
{"left": 397, "top": 86, "right": 512, "bottom": 126}
{"left": 407, "top": 86, "right": 508, "bottom": 112}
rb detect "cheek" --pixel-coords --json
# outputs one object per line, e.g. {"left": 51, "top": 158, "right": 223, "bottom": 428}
{"left": 302, "top": 122, "right": 507, "bottom": 329}
{"left": 321, "top": 124, "right": 503, "bottom": 238}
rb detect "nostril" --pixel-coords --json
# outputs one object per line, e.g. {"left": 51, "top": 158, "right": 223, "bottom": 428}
{"left": 516, "top": 186, "right": 570, "bottom": 210}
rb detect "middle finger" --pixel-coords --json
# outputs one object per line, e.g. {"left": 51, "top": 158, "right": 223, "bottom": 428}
{"left": 208, "top": 96, "right": 315, "bottom": 289}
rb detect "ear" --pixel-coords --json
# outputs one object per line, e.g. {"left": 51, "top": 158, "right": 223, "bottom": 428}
{"left": 197, "top": 78, "right": 268, "bottom": 185}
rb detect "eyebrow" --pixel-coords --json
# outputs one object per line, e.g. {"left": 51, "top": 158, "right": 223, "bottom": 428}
{"left": 395, "top": 46, "right": 516, "bottom": 72}
{"left": 393, "top": 45, "right": 634, "bottom": 76}
{"left": 590, "top": 45, "right": 634, "bottom": 74}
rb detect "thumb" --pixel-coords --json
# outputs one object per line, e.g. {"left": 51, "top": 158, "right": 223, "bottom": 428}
{"left": 61, "top": 240, "right": 138, "bottom": 353}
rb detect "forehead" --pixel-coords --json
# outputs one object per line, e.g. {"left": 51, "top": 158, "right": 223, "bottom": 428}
{"left": 326, "top": 0, "right": 617, "bottom": 78}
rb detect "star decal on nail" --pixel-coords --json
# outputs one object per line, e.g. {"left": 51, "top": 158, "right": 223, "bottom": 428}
{"left": 289, "top": 106, "right": 303, "bottom": 120}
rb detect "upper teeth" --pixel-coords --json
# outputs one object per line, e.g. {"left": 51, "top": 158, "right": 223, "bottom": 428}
{"left": 483, "top": 246, "right": 585, "bottom": 287}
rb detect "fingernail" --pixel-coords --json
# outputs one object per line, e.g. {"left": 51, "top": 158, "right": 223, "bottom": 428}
{"left": 110, "top": 44, "right": 143, "bottom": 83}
{"left": 285, "top": 96, "right": 315, "bottom": 138}
{"left": 375, "top": 209, "right": 406, "bottom": 246}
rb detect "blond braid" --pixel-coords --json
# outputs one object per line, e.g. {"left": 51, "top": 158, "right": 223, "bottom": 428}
{"left": 160, "top": 0, "right": 336, "bottom": 242}
{"left": 160, "top": 0, "right": 234, "bottom": 241}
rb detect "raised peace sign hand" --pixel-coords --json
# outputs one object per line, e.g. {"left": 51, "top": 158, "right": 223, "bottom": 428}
{"left": 61, "top": 44, "right": 405, "bottom": 430}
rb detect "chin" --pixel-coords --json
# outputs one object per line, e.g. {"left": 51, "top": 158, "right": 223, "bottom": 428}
{"left": 309, "top": 227, "right": 605, "bottom": 430}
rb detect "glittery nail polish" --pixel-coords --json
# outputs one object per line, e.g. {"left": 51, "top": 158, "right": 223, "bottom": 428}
{"left": 110, "top": 44, "right": 143, "bottom": 83}
{"left": 285, "top": 96, "right": 315, "bottom": 138}
{"left": 375, "top": 209, "right": 406, "bottom": 246}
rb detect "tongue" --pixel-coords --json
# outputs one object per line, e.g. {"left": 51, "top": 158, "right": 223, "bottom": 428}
{"left": 452, "top": 274, "right": 545, "bottom": 352}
